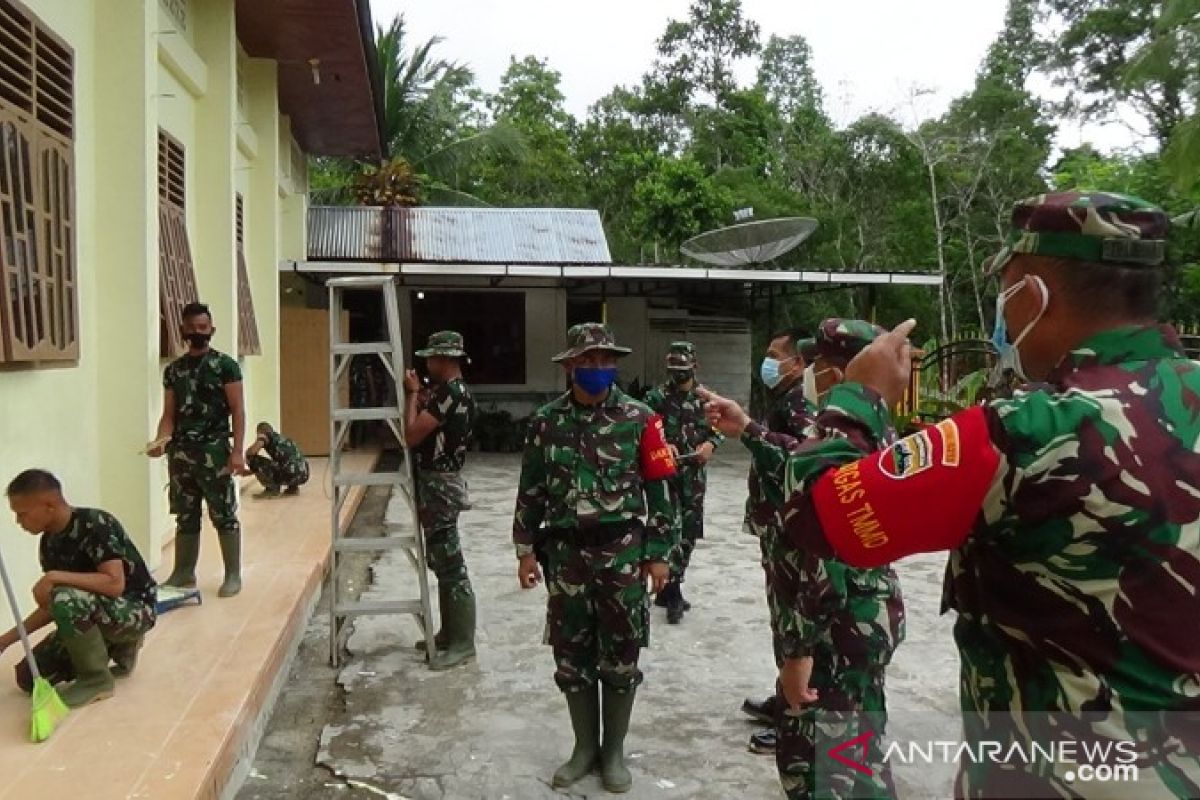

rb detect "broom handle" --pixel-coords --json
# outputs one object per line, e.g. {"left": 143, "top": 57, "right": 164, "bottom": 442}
{"left": 0, "top": 546, "right": 40, "bottom": 681}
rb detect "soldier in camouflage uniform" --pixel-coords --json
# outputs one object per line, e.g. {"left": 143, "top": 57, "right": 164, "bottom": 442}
{"left": 246, "top": 422, "right": 310, "bottom": 498}
{"left": 513, "top": 323, "right": 677, "bottom": 793}
{"left": 734, "top": 319, "right": 905, "bottom": 799}
{"left": 710, "top": 192, "right": 1200, "bottom": 798}
{"left": 403, "top": 331, "right": 478, "bottom": 671}
{"left": 1, "top": 470, "right": 156, "bottom": 707}
{"left": 643, "top": 341, "right": 724, "bottom": 624}
{"left": 743, "top": 329, "right": 820, "bottom": 754}
{"left": 148, "top": 302, "right": 248, "bottom": 598}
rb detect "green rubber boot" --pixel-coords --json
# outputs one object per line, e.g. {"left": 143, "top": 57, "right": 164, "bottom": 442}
{"left": 416, "top": 582, "right": 450, "bottom": 653}
{"left": 163, "top": 533, "right": 200, "bottom": 588}
{"left": 109, "top": 633, "right": 145, "bottom": 678}
{"left": 552, "top": 685, "right": 601, "bottom": 788}
{"left": 428, "top": 587, "right": 475, "bottom": 670}
{"left": 217, "top": 531, "right": 242, "bottom": 598}
{"left": 600, "top": 685, "right": 637, "bottom": 793}
{"left": 58, "top": 627, "right": 115, "bottom": 708}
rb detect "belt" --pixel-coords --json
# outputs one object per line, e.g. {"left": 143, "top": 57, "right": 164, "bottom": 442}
{"left": 544, "top": 520, "right": 641, "bottom": 548}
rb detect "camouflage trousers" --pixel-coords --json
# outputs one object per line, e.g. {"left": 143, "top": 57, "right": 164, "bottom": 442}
{"left": 14, "top": 587, "right": 155, "bottom": 692}
{"left": 249, "top": 454, "right": 310, "bottom": 491}
{"left": 776, "top": 650, "right": 895, "bottom": 800}
{"left": 543, "top": 530, "right": 649, "bottom": 693}
{"left": 668, "top": 464, "right": 707, "bottom": 581}
{"left": 416, "top": 470, "right": 473, "bottom": 601}
{"left": 752, "top": 518, "right": 787, "bottom": 668}
{"left": 168, "top": 442, "right": 240, "bottom": 537}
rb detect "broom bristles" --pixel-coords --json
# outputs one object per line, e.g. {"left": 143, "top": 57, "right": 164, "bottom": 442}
{"left": 29, "top": 677, "right": 69, "bottom": 743}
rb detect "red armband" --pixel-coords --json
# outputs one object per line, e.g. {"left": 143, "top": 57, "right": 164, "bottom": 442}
{"left": 640, "top": 414, "right": 678, "bottom": 481}
{"left": 811, "top": 406, "right": 1001, "bottom": 568}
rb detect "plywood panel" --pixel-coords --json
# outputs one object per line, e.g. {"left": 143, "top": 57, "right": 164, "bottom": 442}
{"left": 280, "top": 305, "right": 346, "bottom": 456}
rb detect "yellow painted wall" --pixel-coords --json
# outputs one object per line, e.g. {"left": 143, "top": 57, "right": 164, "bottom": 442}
{"left": 0, "top": 0, "right": 312, "bottom": 627}
{"left": 0, "top": 0, "right": 102, "bottom": 633}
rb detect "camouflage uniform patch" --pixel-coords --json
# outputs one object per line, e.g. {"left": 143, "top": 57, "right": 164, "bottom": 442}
{"left": 543, "top": 531, "right": 649, "bottom": 692}
{"left": 643, "top": 366, "right": 723, "bottom": 581}
{"left": 779, "top": 660, "right": 895, "bottom": 800}
{"left": 774, "top": 324, "right": 1200, "bottom": 797}
{"left": 249, "top": 430, "right": 310, "bottom": 491}
{"left": 163, "top": 349, "right": 243, "bottom": 537}
{"left": 514, "top": 383, "right": 674, "bottom": 691}
{"left": 744, "top": 384, "right": 817, "bottom": 666}
{"left": 415, "top": 377, "right": 476, "bottom": 601}
{"left": 17, "top": 508, "right": 156, "bottom": 691}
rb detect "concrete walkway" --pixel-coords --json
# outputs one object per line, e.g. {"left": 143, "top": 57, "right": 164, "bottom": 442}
{"left": 0, "top": 454, "right": 373, "bottom": 800}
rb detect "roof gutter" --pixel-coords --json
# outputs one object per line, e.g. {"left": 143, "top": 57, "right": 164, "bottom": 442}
{"left": 354, "top": 0, "right": 387, "bottom": 162}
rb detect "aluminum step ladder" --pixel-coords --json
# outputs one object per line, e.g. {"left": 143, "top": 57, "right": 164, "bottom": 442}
{"left": 327, "top": 275, "right": 434, "bottom": 668}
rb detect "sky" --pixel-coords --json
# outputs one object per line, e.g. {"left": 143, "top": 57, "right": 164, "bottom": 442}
{"left": 371, "top": 0, "right": 1144, "bottom": 154}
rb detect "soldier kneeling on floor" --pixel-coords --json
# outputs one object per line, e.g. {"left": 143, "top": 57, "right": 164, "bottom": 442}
{"left": 0, "top": 469, "right": 157, "bottom": 707}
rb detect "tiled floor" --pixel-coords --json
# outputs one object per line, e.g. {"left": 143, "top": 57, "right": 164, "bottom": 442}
{"left": 0, "top": 454, "right": 373, "bottom": 800}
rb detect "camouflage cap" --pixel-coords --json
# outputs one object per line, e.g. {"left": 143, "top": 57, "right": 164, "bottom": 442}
{"left": 986, "top": 191, "right": 1170, "bottom": 275}
{"left": 551, "top": 322, "right": 632, "bottom": 362}
{"left": 815, "top": 319, "right": 885, "bottom": 364}
{"left": 415, "top": 330, "right": 467, "bottom": 358}
{"left": 797, "top": 337, "right": 818, "bottom": 362}
{"left": 666, "top": 341, "right": 697, "bottom": 370}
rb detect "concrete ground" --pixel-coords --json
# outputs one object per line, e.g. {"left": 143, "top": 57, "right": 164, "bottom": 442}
{"left": 239, "top": 447, "right": 960, "bottom": 800}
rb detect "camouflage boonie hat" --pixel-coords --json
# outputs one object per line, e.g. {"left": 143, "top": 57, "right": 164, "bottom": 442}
{"left": 797, "top": 337, "right": 818, "bottom": 362}
{"left": 986, "top": 191, "right": 1170, "bottom": 275}
{"left": 816, "top": 319, "right": 885, "bottom": 363}
{"left": 415, "top": 330, "right": 467, "bottom": 358}
{"left": 551, "top": 322, "right": 632, "bottom": 362}
{"left": 666, "top": 341, "right": 696, "bottom": 370}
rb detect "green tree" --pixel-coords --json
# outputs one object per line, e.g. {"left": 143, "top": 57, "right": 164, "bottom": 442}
{"left": 1125, "top": 0, "right": 1200, "bottom": 188}
{"left": 311, "top": 15, "right": 523, "bottom": 206}
{"left": 632, "top": 157, "right": 734, "bottom": 261}
{"left": 654, "top": 0, "right": 761, "bottom": 108}
{"left": 473, "top": 56, "right": 585, "bottom": 207}
{"left": 1035, "top": 0, "right": 1191, "bottom": 144}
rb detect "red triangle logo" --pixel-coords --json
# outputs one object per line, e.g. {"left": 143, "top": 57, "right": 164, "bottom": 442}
{"left": 827, "top": 731, "right": 875, "bottom": 776}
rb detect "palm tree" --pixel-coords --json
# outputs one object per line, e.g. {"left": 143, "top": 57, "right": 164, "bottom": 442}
{"left": 310, "top": 15, "right": 524, "bottom": 206}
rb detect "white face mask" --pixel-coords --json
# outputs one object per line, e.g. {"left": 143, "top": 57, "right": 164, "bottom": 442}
{"left": 802, "top": 365, "right": 839, "bottom": 406}
{"left": 991, "top": 275, "right": 1049, "bottom": 383}
{"left": 802, "top": 364, "right": 819, "bottom": 405}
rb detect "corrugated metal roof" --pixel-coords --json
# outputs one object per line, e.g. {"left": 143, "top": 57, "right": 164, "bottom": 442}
{"left": 307, "top": 206, "right": 612, "bottom": 264}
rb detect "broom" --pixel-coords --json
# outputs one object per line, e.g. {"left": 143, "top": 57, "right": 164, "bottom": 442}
{"left": 0, "top": 545, "right": 68, "bottom": 742}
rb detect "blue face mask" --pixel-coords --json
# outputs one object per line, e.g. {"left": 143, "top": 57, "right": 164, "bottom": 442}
{"left": 574, "top": 366, "right": 618, "bottom": 395}
{"left": 760, "top": 356, "right": 794, "bottom": 389}
{"left": 990, "top": 276, "right": 1049, "bottom": 383}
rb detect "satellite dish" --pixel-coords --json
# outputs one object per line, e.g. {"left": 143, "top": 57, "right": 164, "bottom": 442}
{"left": 680, "top": 217, "right": 819, "bottom": 267}
{"left": 1174, "top": 209, "right": 1198, "bottom": 229}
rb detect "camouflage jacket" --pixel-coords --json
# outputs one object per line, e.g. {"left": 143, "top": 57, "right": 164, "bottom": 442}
{"left": 745, "top": 383, "right": 816, "bottom": 534}
{"left": 260, "top": 431, "right": 306, "bottom": 470}
{"left": 512, "top": 386, "right": 674, "bottom": 561}
{"left": 770, "top": 325, "right": 1200, "bottom": 795}
{"left": 643, "top": 382, "right": 724, "bottom": 461}
{"left": 163, "top": 349, "right": 242, "bottom": 446}
{"left": 415, "top": 377, "right": 476, "bottom": 473}
{"left": 40, "top": 508, "right": 157, "bottom": 607}
{"left": 746, "top": 390, "right": 903, "bottom": 662}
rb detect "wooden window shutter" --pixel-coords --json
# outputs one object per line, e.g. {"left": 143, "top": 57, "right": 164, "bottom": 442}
{"left": 235, "top": 194, "right": 260, "bottom": 356}
{"left": 157, "top": 128, "right": 198, "bottom": 357}
{"left": 0, "top": 0, "right": 76, "bottom": 362}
